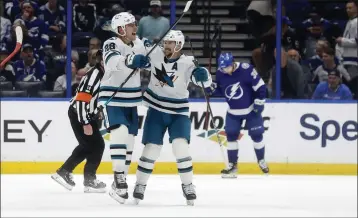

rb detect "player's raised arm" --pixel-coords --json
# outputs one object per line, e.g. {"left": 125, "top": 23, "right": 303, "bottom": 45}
{"left": 103, "top": 14, "right": 149, "bottom": 77}
{"left": 189, "top": 59, "right": 212, "bottom": 88}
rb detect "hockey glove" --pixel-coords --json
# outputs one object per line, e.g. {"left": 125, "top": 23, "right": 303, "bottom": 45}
{"left": 125, "top": 54, "right": 150, "bottom": 69}
{"left": 192, "top": 67, "right": 209, "bottom": 82}
{"left": 143, "top": 38, "right": 153, "bottom": 47}
{"left": 253, "top": 99, "right": 265, "bottom": 114}
{"left": 205, "top": 82, "right": 217, "bottom": 96}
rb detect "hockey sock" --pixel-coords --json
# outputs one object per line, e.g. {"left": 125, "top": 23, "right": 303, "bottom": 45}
{"left": 109, "top": 126, "right": 129, "bottom": 173}
{"left": 227, "top": 141, "right": 239, "bottom": 163}
{"left": 253, "top": 142, "right": 265, "bottom": 161}
{"left": 251, "top": 135, "right": 265, "bottom": 161}
{"left": 124, "top": 134, "right": 134, "bottom": 176}
{"left": 136, "top": 143, "right": 161, "bottom": 185}
{"left": 173, "top": 138, "right": 193, "bottom": 185}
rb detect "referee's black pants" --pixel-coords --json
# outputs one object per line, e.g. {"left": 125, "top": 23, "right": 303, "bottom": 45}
{"left": 60, "top": 107, "right": 105, "bottom": 179}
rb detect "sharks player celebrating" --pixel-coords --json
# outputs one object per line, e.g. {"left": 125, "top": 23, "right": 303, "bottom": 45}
{"left": 209, "top": 52, "right": 269, "bottom": 178}
{"left": 98, "top": 12, "right": 150, "bottom": 203}
{"left": 132, "top": 30, "right": 212, "bottom": 206}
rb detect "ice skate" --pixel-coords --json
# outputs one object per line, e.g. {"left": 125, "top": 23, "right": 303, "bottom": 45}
{"left": 108, "top": 172, "right": 128, "bottom": 204}
{"left": 83, "top": 176, "right": 106, "bottom": 193}
{"left": 51, "top": 168, "right": 75, "bottom": 191}
{"left": 258, "top": 159, "right": 269, "bottom": 174}
{"left": 182, "top": 183, "right": 196, "bottom": 206}
{"left": 221, "top": 162, "right": 238, "bottom": 178}
{"left": 133, "top": 183, "right": 147, "bottom": 205}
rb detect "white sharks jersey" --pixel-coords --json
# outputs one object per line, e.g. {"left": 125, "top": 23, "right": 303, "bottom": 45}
{"left": 144, "top": 47, "right": 212, "bottom": 116}
{"left": 99, "top": 36, "right": 147, "bottom": 107}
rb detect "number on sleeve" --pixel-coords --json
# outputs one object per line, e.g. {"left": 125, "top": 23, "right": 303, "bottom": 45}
{"left": 251, "top": 69, "right": 258, "bottom": 80}
{"left": 104, "top": 43, "right": 116, "bottom": 52}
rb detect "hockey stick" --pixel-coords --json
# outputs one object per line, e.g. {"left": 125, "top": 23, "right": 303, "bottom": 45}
{"left": 204, "top": 26, "right": 220, "bottom": 132}
{"left": 0, "top": 26, "right": 23, "bottom": 69}
{"left": 186, "top": 36, "right": 230, "bottom": 170}
{"left": 94, "top": 0, "right": 193, "bottom": 117}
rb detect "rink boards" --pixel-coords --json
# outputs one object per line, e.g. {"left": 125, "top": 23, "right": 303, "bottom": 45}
{"left": 1, "top": 100, "right": 357, "bottom": 175}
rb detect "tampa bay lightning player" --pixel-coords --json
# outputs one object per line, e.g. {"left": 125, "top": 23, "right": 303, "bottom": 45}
{"left": 208, "top": 52, "right": 269, "bottom": 178}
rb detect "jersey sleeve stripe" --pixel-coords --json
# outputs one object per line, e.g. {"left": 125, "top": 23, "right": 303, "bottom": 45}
{"left": 105, "top": 52, "right": 121, "bottom": 64}
{"left": 252, "top": 79, "right": 265, "bottom": 91}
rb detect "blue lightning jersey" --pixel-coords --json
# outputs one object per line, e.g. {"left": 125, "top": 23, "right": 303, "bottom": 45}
{"left": 14, "top": 17, "right": 49, "bottom": 51}
{"left": 213, "top": 62, "right": 266, "bottom": 117}
{"left": 13, "top": 59, "right": 46, "bottom": 82}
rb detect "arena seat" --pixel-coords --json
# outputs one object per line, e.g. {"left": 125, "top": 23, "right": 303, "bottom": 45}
{"left": 0, "top": 81, "right": 14, "bottom": 91}
{"left": 73, "top": 32, "right": 94, "bottom": 47}
{"left": 36, "top": 91, "right": 66, "bottom": 98}
{"left": 14, "top": 81, "right": 46, "bottom": 97}
{"left": 0, "top": 90, "right": 28, "bottom": 97}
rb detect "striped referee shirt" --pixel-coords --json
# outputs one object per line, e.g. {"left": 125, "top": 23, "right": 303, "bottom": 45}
{"left": 70, "top": 63, "right": 104, "bottom": 125}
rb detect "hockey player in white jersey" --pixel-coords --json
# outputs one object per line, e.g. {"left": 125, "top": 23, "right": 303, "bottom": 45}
{"left": 98, "top": 12, "right": 150, "bottom": 203}
{"left": 132, "top": 30, "right": 212, "bottom": 206}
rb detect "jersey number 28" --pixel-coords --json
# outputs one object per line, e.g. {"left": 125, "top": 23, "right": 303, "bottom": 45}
{"left": 104, "top": 43, "right": 116, "bottom": 52}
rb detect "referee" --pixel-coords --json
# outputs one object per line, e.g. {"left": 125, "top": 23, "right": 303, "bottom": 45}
{"left": 51, "top": 50, "right": 106, "bottom": 193}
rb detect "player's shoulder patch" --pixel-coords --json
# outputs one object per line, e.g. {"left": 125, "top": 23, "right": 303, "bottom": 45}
{"left": 241, "top": 63, "right": 250, "bottom": 69}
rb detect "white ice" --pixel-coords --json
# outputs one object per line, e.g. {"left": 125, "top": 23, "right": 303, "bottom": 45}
{"left": 1, "top": 175, "right": 357, "bottom": 217}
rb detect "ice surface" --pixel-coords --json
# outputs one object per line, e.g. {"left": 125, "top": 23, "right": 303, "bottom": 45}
{"left": 1, "top": 175, "right": 357, "bottom": 217}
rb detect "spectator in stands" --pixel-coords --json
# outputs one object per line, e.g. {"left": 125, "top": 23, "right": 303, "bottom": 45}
{"left": 0, "top": 50, "right": 16, "bottom": 82}
{"left": 301, "top": 11, "right": 331, "bottom": 59}
{"left": 13, "top": 43, "right": 46, "bottom": 81}
{"left": 73, "top": 0, "right": 96, "bottom": 32}
{"left": 307, "top": 40, "right": 330, "bottom": 72}
{"left": 89, "top": 37, "right": 101, "bottom": 50}
{"left": 46, "top": 33, "right": 66, "bottom": 72}
{"left": 5, "top": 0, "right": 38, "bottom": 22}
{"left": 0, "top": 10, "right": 12, "bottom": 51}
{"left": 75, "top": 67, "right": 86, "bottom": 83}
{"left": 312, "top": 69, "right": 352, "bottom": 100}
{"left": 123, "top": 0, "right": 149, "bottom": 20}
{"left": 45, "top": 33, "right": 66, "bottom": 87}
{"left": 246, "top": 0, "right": 276, "bottom": 41}
{"left": 38, "top": 0, "right": 66, "bottom": 36}
{"left": 137, "top": 0, "right": 169, "bottom": 42}
{"left": 82, "top": 49, "right": 98, "bottom": 70}
{"left": 287, "top": 49, "right": 300, "bottom": 62}
{"left": 270, "top": 48, "right": 305, "bottom": 99}
{"left": 93, "top": 4, "right": 122, "bottom": 43}
{"left": 313, "top": 47, "right": 351, "bottom": 83}
{"left": 14, "top": 0, "right": 49, "bottom": 60}
{"left": 252, "top": 16, "right": 300, "bottom": 81}
{"left": 4, "top": 22, "right": 29, "bottom": 62}
{"left": 53, "top": 61, "right": 77, "bottom": 93}
{"left": 71, "top": 49, "right": 79, "bottom": 64}
{"left": 335, "top": 0, "right": 358, "bottom": 80}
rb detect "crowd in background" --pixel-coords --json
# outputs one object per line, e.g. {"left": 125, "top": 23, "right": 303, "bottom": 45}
{"left": 0, "top": 0, "right": 357, "bottom": 100}
{"left": 247, "top": 0, "right": 358, "bottom": 100}
{"left": 0, "top": 0, "right": 170, "bottom": 97}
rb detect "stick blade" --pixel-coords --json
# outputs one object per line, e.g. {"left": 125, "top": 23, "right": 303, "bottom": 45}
{"left": 183, "top": 0, "right": 193, "bottom": 12}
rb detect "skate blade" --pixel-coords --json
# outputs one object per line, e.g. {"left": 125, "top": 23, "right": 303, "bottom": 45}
{"left": 51, "top": 174, "right": 74, "bottom": 191}
{"left": 84, "top": 186, "right": 106, "bottom": 193}
{"left": 109, "top": 189, "right": 127, "bottom": 204}
{"left": 221, "top": 174, "right": 237, "bottom": 179}
{"left": 186, "top": 200, "right": 195, "bottom": 206}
